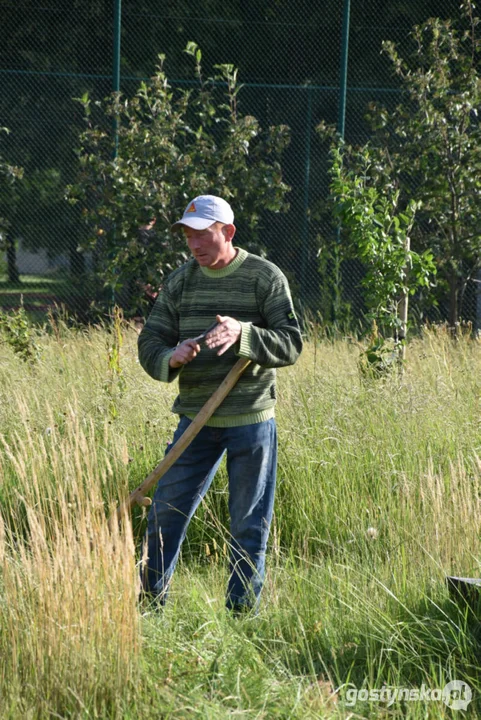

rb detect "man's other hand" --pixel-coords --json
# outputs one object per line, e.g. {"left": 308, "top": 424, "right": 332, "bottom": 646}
{"left": 204, "top": 314, "right": 242, "bottom": 356}
{"left": 169, "top": 339, "right": 201, "bottom": 368}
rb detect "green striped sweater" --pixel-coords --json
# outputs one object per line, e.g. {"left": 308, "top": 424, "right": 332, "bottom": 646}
{"left": 138, "top": 247, "right": 303, "bottom": 427}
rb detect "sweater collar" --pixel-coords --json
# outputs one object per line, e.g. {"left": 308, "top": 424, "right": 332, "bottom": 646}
{"left": 199, "top": 247, "right": 248, "bottom": 278}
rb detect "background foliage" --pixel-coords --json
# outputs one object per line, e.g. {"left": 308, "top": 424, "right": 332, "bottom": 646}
{"left": 67, "top": 46, "right": 290, "bottom": 313}
{"left": 1, "top": 0, "right": 480, "bottom": 328}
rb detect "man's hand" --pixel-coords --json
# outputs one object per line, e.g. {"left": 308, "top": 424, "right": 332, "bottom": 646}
{"left": 204, "top": 314, "right": 242, "bottom": 356}
{"left": 169, "top": 339, "right": 201, "bottom": 368}
{"left": 169, "top": 315, "right": 241, "bottom": 367}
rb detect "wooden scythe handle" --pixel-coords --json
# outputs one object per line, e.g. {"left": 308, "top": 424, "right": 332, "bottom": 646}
{"left": 115, "top": 357, "right": 252, "bottom": 522}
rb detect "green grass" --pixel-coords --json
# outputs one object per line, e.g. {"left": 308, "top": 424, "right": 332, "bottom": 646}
{"left": 0, "top": 319, "right": 480, "bottom": 718}
{"left": 0, "top": 275, "right": 96, "bottom": 323}
{"left": 0, "top": 275, "right": 72, "bottom": 298}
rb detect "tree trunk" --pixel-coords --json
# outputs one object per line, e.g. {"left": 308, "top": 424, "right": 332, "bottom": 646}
{"left": 6, "top": 234, "right": 20, "bottom": 284}
{"left": 398, "top": 290, "right": 408, "bottom": 363}
{"left": 448, "top": 272, "right": 459, "bottom": 329}
{"left": 69, "top": 243, "right": 85, "bottom": 276}
{"left": 476, "top": 268, "right": 481, "bottom": 336}
{"left": 397, "top": 234, "right": 410, "bottom": 364}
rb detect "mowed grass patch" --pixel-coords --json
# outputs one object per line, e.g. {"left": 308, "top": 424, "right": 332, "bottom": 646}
{"left": 0, "top": 320, "right": 480, "bottom": 718}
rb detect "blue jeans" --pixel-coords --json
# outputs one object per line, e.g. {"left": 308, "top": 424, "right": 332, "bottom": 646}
{"left": 141, "top": 416, "right": 277, "bottom": 611}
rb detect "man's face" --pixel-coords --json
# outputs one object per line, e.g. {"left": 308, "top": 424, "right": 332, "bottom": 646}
{"left": 183, "top": 222, "right": 235, "bottom": 270}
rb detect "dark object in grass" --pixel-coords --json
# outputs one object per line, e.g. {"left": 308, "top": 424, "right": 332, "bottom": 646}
{"left": 446, "top": 576, "right": 481, "bottom": 616}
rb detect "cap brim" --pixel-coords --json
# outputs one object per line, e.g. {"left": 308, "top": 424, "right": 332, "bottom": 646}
{"left": 171, "top": 217, "right": 214, "bottom": 231}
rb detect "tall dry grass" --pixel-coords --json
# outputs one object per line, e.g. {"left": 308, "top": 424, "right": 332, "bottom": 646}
{"left": 0, "top": 319, "right": 480, "bottom": 717}
{"left": 0, "top": 431, "right": 140, "bottom": 717}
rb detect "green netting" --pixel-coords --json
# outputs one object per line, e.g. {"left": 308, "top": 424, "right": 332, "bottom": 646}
{"left": 0, "top": 0, "right": 478, "bottom": 327}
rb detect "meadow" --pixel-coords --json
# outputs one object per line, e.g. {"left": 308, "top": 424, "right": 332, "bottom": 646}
{"left": 0, "top": 316, "right": 480, "bottom": 719}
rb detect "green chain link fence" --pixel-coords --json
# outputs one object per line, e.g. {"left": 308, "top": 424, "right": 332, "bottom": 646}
{"left": 2, "top": 0, "right": 477, "bottom": 328}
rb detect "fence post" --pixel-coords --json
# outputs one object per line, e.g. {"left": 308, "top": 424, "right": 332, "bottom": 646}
{"left": 333, "top": 0, "right": 351, "bottom": 324}
{"left": 338, "top": 0, "right": 351, "bottom": 139}
{"left": 300, "top": 86, "right": 313, "bottom": 305}
{"left": 109, "top": 0, "right": 123, "bottom": 309}
{"left": 113, "top": 0, "right": 122, "bottom": 157}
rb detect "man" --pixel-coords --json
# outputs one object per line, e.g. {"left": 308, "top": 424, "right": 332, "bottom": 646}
{"left": 138, "top": 194, "right": 302, "bottom": 612}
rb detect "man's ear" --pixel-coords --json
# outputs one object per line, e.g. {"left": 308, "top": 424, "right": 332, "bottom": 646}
{"left": 222, "top": 223, "right": 236, "bottom": 242}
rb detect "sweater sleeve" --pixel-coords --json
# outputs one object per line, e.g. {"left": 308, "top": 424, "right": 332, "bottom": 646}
{"left": 137, "top": 284, "right": 183, "bottom": 383}
{"left": 236, "top": 273, "right": 303, "bottom": 368}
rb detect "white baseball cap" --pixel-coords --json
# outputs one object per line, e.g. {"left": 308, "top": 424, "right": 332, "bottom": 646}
{"left": 171, "top": 195, "right": 235, "bottom": 231}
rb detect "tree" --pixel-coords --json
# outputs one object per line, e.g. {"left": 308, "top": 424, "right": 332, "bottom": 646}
{"left": 67, "top": 44, "right": 290, "bottom": 313}
{"left": 366, "top": 1, "right": 481, "bottom": 327}
{"left": 323, "top": 138, "right": 435, "bottom": 364}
